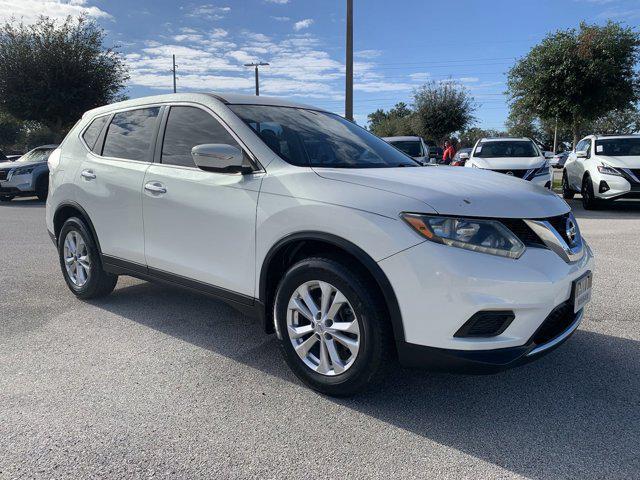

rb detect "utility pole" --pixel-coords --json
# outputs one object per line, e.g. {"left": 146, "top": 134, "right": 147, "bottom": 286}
{"left": 553, "top": 116, "right": 558, "bottom": 153}
{"left": 345, "top": 0, "right": 354, "bottom": 121}
{"left": 172, "top": 54, "right": 177, "bottom": 93}
{"left": 244, "top": 62, "right": 269, "bottom": 96}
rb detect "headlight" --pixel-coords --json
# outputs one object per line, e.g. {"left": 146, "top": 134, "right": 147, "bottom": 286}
{"left": 597, "top": 163, "right": 622, "bottom": 176}
{"left": 12, "top": 166, "right": 35, "bottom": 176}
{"left": 532, "top": 160, "right": 550, "bottom": 177}
{"left": 401, "top": 213, "right": 526, "bottom": 259}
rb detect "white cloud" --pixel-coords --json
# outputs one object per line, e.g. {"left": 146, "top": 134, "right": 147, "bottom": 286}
{"left": 0, "top": 0, "right": 111, "bottom": 24}
{"left": 409, "top": 72, "right": 431, "bottom": 82}
{"left": 187, "top": 4, "right": 231, "bottom": 21}
{"left": 293, "top": 18, "right": 314, "bottom": 31}
{"left": 265, "top": 0, "right": 290, "bottom": 3}
{"left": 355, "top": 49, "right": 382, "bottom": 59}
{"left": 271, "top": 16, "right": 290, "bottom": 21}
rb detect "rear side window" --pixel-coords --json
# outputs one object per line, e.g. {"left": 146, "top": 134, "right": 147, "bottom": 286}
{"left": 161, "top": 106, "right": 241, "bottom": 168}
{"left": 102, "top": 107, "right": 160, "bottom": 161}
{"left": 82, "top": 116, "right": 108, "bottom": 152}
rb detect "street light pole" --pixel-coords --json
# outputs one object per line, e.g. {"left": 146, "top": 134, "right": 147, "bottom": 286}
{"left": 345, "top": 0, "right": 353, "bottom": 122}
{"left": 172, "top": 54, "right": 177, "bottom": 93}
{"left": 244, "top": 62, "right": 269, "bottom": 96}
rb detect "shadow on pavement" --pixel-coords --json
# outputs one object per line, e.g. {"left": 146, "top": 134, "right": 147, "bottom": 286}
{"left": 0, "top": 198, "right": 45, "bottom": 208}
{"left": 567, "top": 197, "right": 640, "bottom": 220}
{"left": 93, "top": 280, "right": 640, "bottom": 479}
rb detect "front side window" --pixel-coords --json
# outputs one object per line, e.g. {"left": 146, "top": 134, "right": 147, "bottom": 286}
{"left": 389, "top": 140, "right": 423, "bottom": 157}
{"left": 595, "top": 137, "right": 640, "bottom": 156}
{"left": 82, "top": 115, "right": 109, "bottom": 152}
{"left": 161, "top": 106, "right": 241, "bottom": 168}
{"left": 229, "top": 105, "right": 419, "bottom": 168}
{"left": 474, "top": 141, "right": 539, "bottom": 158}
{"left": 102, "top": 107, "right": 160, "bottom": 161}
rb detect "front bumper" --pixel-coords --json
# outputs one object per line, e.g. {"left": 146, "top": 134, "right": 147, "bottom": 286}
{"left": 0, "top": 172, "right": 36, "bottom": 195}
{"left": 590, "top": 171, "right": 640, "bottom": 200}
{"left": 379, "top": 236, "right": 594, "bottom": 372}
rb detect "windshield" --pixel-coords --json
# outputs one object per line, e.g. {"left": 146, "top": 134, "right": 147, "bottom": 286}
{"left": 595, "top": 138, "right": 640, "bottom": 157}
{"left": 474, "top": 141, "right": 538, "bottom": 158}
{"left": 16, "top": 148, "right": 55, "bottom": 163}
{"left": 229, "top": 105, "right": 419, "bottom": 168}
{"left": 389, "top": 140, "right": 423, "bottom": 158}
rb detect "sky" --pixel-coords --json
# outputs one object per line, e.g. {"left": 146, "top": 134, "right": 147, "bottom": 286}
{"left": 2, "top": 0, "right": 640, "bottom": 129}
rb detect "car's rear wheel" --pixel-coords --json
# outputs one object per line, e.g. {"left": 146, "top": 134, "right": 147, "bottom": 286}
{"left": 274, "top": 256, "right": 392, "bottom": 396}
{"left": 581, "top": 175, "right": 599, "bottom": 210}
{"left": 35, "top": 176, "right": 49, "bottom": 201}
{"left": 562, "top": 171, "right": 575, "bottom": 199}
{"left": 58, "top": 217, "right": 118, "bottom": 299}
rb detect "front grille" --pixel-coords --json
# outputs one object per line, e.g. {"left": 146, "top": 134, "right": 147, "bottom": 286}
{"left": 627, "top": 169, "right": 640, "bottom": 183}
{"left": 546, "top": 213, "right": 573, "bottom": 245}
{"left": 499, "top": 219, "right": 544, "bottom": 246}
{"left": 0, "top": 170, "right": 8, "bottom": 181}
{"left": 493, "top": 169, "right": 529, "bottom": 179}
{"left": 530, "top": 301, "right": 576, "bottom": 346}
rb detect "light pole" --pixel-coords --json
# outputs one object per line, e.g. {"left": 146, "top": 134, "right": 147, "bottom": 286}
{"left": 244, "top": 62, "right": 269, "bottom": 96}
{"left": 345, "top": 0, "right": 353, "bottom": 121}
{"left": 172, "top": 54, "right": 177, "bottom": 93}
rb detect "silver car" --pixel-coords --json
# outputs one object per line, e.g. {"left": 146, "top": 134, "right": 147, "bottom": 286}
{"left": 0, "top": 145, "right": 58, "bottom": 202}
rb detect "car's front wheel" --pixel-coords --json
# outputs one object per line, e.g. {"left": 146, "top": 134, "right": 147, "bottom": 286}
{"left": 35, "top": 176, "right": 49, "bottom": 201}
{"left": 274, "top": 256, "right": 392, "bottom": 396}
{"left": 562, "top": 171, "right": 575, "bottom": 199}
{"left": 58, "top": 217, "right": 118, "bottom": 299}
{"left": 581, "top": 176, "right": 599, "bottom": 210}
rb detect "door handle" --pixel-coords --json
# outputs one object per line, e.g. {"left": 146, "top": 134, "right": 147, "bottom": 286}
{"left": 81, "top": 169, "right": 96, "bottom": 180}
{"left": 144, "top": 182, "right": 167, "bottom": 194}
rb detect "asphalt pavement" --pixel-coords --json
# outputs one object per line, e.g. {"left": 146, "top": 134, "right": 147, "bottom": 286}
{"left": 1, "top": 197, "right": 639, "bottom": 479}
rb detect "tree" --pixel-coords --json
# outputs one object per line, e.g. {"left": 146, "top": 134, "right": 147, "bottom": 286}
{"left": 458, "top": 127, "right": 505, "bottom": 148}
{"left": 0, "top": 16, "right": 129, "bottom": 141}
{"left": 589, "top": 106, "right": 640, "bottom": 134}
{"left": 508, "top": 21, "right": 640, "bottom": 147}
{"left": 367, "top": 102, "right": 415, "bottom": 137}
{"left": 412, "top": 81, "right": 476, "bottom": 143}
{"left": 0, "top": 111, "right": 21, "bottom": 149}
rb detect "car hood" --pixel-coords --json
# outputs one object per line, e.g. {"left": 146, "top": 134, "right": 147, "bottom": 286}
{"left": 597, "top": 155, "right": 640, "bottom": 168}
{"left": 471, "top": 156, "right": 545, "bottom": 170}
{"left": 313, "top": 166, "right": 568, "bottom": 219}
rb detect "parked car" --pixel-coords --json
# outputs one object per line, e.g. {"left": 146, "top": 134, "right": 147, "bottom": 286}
{"left": 6, "top": 154, "right": 22, "bottom": 161}
{"left": 382, "top": 136, "right": 433, "bottom": 164}
{"left": 550, "top": 151, "right": 569, "bottom": 169}
{"left": 451, "top": 147, "right": 472, "bottom": 166}
{"left": 465, "top": 137, "right": 552, "bottom": 189}
{"left": 563, "top": 134, "right": 640, "bottom": 209}
{"left": 0, "top": 145, "right": 58, "bottom": 202}
{"left": 46, "top": 93, "right": 593, "bottom": 396}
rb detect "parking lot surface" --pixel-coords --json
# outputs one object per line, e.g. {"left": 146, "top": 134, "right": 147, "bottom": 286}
{"left": 1, "top": 198, "right": 639, "bottom": 479}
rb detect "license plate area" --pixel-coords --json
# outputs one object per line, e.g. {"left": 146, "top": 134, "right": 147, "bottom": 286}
{"left": 572, "top": 271, "right": 592, "bottom": 314}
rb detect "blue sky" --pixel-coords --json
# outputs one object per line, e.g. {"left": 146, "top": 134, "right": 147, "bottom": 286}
{"left": 5, "top": 0, "right": 640, "bottom": 128}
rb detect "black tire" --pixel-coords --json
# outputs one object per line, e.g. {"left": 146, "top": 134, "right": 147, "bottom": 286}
{"left": 58, "top": 217, "right": 118, "bottom": 299}
{"left": 274, "top": 256, "right": 392, "bottom": 397}
{"left": 581, "top": 175, "right": 599, "bottom": 210}
{"left": 562, "top": 171, "right": 575, "bottom": 199}
{"left": 35, "top": 176, "right": 49, "bottom": 201}
{"left": 0, "top": 195, "right": 13, "bottom": 202}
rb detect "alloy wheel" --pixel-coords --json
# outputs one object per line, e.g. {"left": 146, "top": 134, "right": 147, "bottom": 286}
{"left": 63, "top": 230, "right": 91, "bottom": 287}
{"left": 286, "top": 280, "right": 361, "bottom": 376}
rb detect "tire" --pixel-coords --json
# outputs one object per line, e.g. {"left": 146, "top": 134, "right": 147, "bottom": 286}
{"left": 0, "top": 195, "right": 13, "bottom": 202}
{"left": 273, "top": 256, "right": 392, "bottom": 396}
{"left": 35, "top": 176, "right": 49, "bottom": 201}
{"left": 581, "top": 175, "right": 599, "bottom": 210}
{"left": 562, "top": 171, "right": 575, "bottom": 199}
{"left": 58, "top": 217, "right": 118, "bottom": 299}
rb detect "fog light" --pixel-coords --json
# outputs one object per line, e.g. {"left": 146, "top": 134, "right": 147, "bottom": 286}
{"left": 599, "top": 181, "right": 610, "bottom": 193}
{"left": 454, "top": 311, "right": 515, "bottom": 337}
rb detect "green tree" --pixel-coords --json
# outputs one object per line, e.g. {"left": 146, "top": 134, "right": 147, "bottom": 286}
{"left": 412, "top": 81, "right": 476, "bottom": 143}
{"left": 0, "top": 111, "right": 22, "bottom": 149}
{"left": 458, "top": 127, "right": 505, "bottom": 148}
{"left": 589, "top": 106, "right": 640, "bottom": 134}
{"left": 507, "top": 21, "right": 640, "bottom": 147}
{"left": 367, "top": 102, "right": 415, "bottom": 137}
{"left": 0, "top": 16, "right": 129, "bottom": 141}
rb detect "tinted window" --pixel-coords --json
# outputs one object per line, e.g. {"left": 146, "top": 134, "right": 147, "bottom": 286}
{"left": 102, "top": 107, "right": 160, "bottom": 161}
{"left": 82, "top": 116, "right": 108, "bottom": 152}
{"left": 475, "top": 140, "right": 538, "bottom": 158}
{"left": 595, "top": 137, "right": 640, "bottom": 156}
{"left": 161, "top": 106, "right": 240, "bottom": 167}
{"left": 389, "top": 140, "right": 423, "bottom": 157}
{"left": 229, "top": 105, "right": 419, "bottom": 168}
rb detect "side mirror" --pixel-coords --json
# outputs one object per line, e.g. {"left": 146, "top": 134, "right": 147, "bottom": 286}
{"left": 191, "top": 144, "right": 253, "bottom": 174}
{"left": 576, "top": 150, "right": 588, "bottom": 159}
{"left": 544, "top": 151, "right": 554, "bottom": 159}
{"left": 459, "top": 152, "right": 470, "bottom": 160}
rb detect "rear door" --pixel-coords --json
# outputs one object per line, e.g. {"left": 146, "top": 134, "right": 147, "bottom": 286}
{"left": 75, "top": 106, "right": 161, "bottom": 265}
{"left": 141, "top": 104, "right": 261, "bottom": 298}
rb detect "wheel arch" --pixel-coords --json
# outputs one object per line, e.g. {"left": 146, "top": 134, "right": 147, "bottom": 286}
{"left": 259, "top": 231, "right": 405, "bottom": 347}
{"left": 53, "top": 202, "right": 102, "bottom": 254}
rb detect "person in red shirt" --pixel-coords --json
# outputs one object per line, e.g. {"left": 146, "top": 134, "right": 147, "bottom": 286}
{"left": 442, "top": 140, "right": 456, "bottom": 164}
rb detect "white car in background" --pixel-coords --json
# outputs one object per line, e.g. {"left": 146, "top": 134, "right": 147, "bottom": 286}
{"left": 383, "top": 136, "right": 434, "bottom": 164}
{"left": 465, "top": 137, "right": 552, "bottom": 189}
{"left": 563, "top": 134, "right": 640, "bottom": 209}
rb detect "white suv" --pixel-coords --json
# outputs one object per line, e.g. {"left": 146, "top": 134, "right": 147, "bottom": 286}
{"left": 465, "top": 137, "right": 552, "bottom": 188}
{"left": 46, "top": 93, "right": 593, "bottom": 396}
{"left": 563, "top": 134, "right": 640, "bottom": 209}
